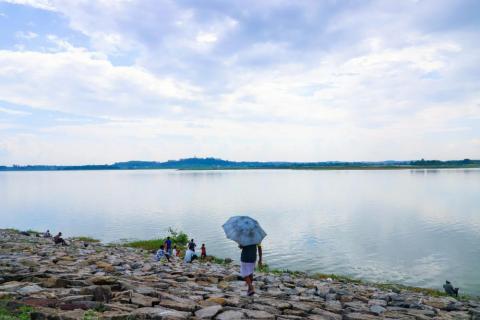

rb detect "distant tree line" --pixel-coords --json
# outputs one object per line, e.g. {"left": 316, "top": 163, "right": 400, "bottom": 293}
{"left": 0, "top": 157, "right": 479, "bottom": 171}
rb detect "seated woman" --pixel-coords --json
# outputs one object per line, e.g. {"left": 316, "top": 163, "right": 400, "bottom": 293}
{"left": 155, "top": 243, "right": 171, "bottom": 262}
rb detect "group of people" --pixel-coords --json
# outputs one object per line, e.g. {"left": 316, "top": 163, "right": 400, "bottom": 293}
{"left": 155, "top": 237, "right": 207, "bottom": 263}
{"left": 43, "top": 230, "right": 68, "bottom": 246}
{"left": 155, "top": 236, "right": 263, "bottom": 296}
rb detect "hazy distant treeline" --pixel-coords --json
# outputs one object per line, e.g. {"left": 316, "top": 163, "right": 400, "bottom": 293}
{"left": 1, "top": 157, "right": 479, "bottom": 171}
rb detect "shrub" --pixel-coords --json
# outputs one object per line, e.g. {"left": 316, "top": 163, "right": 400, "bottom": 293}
{"left": 123, "top": 227, "right": 189, "bottom": 251}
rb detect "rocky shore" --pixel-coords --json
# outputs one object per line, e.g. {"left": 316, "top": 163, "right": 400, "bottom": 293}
{"left": 1, "top": 229, "right": 479, "bottom": 320}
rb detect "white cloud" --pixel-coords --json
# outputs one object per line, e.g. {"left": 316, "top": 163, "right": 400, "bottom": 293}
{"left": 0, "top": 48, "right": 200, "bottom": 118}
{"left": 15, "top": 31, "right": 38, "bottom": 40}
{"left": 196, "top": 32, "right": 217, "bottom": 44}
{"left": 0, "top": 0, "right": 479, "bottom": 163}
{"left": 0, "top": 106, "right": 30, "bottom": 115}
{"left": 1, "top": 0, "right": 56, "bottom": 11}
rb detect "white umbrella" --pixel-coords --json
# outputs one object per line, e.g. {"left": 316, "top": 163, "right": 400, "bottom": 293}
{"left": 222, "top": 216, "right": 266, "bottom": 246}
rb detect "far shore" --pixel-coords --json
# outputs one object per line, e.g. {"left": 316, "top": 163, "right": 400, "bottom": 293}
{"left": 1, "top": 164, "right": 479, "bottom": 172}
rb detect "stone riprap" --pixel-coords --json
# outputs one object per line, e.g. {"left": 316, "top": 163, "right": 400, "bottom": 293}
{"left": 1, "top": 229, "right": 479, "bottom": 319}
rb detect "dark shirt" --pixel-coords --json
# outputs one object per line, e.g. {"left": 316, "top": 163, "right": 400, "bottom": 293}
{"left": 241, "top": 245, "right": 257, "bottom": 263}
{"left": 165, "top": 239, "right": 172, "bottom": 250}
{"left": 188, "top": 241, "right": 196, "bottom": 251}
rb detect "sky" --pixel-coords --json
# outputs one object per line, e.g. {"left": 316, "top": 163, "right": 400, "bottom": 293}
{"left": 0, "top": 0, "right": 479, "bottom": 165}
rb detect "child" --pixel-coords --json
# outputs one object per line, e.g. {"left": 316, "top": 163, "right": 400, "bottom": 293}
{"left": 172, "top": 245, "right": 178, "bottom": 258}
{"left": 201, "top": 243, "right": 207, "bottom": 259}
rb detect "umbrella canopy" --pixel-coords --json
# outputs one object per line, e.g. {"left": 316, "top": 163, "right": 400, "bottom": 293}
{"left": 222, "top": 216, "right": 267, "bottom": 247}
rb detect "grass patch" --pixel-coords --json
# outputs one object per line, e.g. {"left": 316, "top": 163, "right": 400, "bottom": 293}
{"left": 123, "top": 227, "right": 189, "bottom": 251}
{"left": 0, "top": 300, "right": 34, "bottom": 320}
{"left": 83, "top": 309, "right": 99, "bottom": 320}
{"left": 73, "top": 236, "right": 101, "bottom": 243}
{"left": 311, "top": 273, "right": 363, "bottom": 284}
{"left": 374, "top": 282, "right": 466, "bottom": 299}
{"left": 4, "top": 228, "right": 19, "bottom": 233}
{"left": 258, "top": 263, "right": 305, "bottom": 276}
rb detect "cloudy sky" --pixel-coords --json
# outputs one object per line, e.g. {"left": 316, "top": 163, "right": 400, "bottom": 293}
{"left": 0, "top": 0, "right": 479, "bottom": 165}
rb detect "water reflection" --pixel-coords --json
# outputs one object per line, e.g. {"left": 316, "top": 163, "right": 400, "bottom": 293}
{"left": 0, "top": 169, "right": 479, "bottom": 295}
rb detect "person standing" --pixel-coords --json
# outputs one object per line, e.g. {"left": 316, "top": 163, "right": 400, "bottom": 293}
{"left": 165, "top": 236, "right": 172, "bottom": 256}
{"left": 188, "top": 239, "right": 196, "bottom": 252}
{"left": 201, "top": 243, "right": 207, "bottom": 259}
{"left": 240, "top": 243, "right": 262, "bottom": 296}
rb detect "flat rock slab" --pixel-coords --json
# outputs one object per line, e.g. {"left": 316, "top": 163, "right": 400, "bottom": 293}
{"left": 131, "top": 306, "right": 190, "bottom": 319}
{"left": 195, "top": 305, "right": 223, "bottom": 319}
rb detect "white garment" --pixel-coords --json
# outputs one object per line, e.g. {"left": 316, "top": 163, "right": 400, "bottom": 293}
{"left": 240, "top": 262, "right": 255, "bottom": 277}
{"left": 184, "top": 249, "right": 196, "bottom": 263}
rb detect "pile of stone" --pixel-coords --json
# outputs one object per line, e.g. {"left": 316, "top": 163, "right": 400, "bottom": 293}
{"left": 0, "top": 229, "right": 479, "bottom": 319}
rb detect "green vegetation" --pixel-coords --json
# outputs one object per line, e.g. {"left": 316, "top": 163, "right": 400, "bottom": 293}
{"left": 123, "top": 228, "right": 188, "bottom": 251}
{"left": 0, "top": 299, "right": 34, "bottom": 320}
{"left": 2, "top": 157, "right": 479, "bottom": 171}
{"left": 73, "top": 236, "right": 101, "bottom": 243}
{"left": 83, "top": 310, "right": 99, "bottom": 320}
{"left": 311, "top": 272, "right": 363, "bottom": 284}
{"left": 4, "top": 228, "right": 19, "bottom": 233}
{"left": 258, "top": 263, "right": 305, "bottom": 276}
{"left": 374, "top": 282, "right": 476, "bottom": 300}
{"left": 255, "top": 265, "right": 473, "bottom": 299}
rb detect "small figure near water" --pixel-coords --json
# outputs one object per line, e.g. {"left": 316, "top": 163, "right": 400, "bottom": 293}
{"left": 53, "top": 232, "right": 68, "bottom": 246}
{"left": 443, "top": 280, "right": 459, "bottom": 297}
{"left": 188, "top": 239, "right": 196, "bottom": 252}
{"left": 172, "top": 245, "right": 178, "bottom": 257}
{"left": 165, "top": 236, "right": 172, "bottom": 256}
{"left": 43, "top": 230, "right": 51, "bottom": 238}
{"left": 201, "top": 243, "right": 207, "bottom": 259}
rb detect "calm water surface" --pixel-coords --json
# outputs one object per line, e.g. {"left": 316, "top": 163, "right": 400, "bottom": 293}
{"left": 1, "top": 169, "right": 479, "bottom": 295}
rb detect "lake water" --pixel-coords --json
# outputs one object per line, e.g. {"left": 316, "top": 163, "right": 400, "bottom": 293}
{"left": 1, "top": 169, "right": 479, "bottom": 295}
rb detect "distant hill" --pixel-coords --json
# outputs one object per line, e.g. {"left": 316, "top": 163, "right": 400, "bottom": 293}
{"left": 1, "top": 157, "right": 479, "bottom": 171}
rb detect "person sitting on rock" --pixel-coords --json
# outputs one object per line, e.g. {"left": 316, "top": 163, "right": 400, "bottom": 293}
{"left": 184, "top": 248, "right": 198, "bottom": 263}
{"left": 201, "top": 243, "right": 207, "bottom": 259}
{"left": 53, "top": 232, "right": 68, "bottom": 246}
{"left": 155, "top": 243, "right": 171, "bottom": 262}
{"left": 443, "top": 280, "right": 459, "bottom": 297}
{"left": 43, "top": 230, "right": 52, "bottom": 238}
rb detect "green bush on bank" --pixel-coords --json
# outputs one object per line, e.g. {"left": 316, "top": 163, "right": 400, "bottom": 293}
{"left": 123, "top": 228, "right": 189, "bottom": 251}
